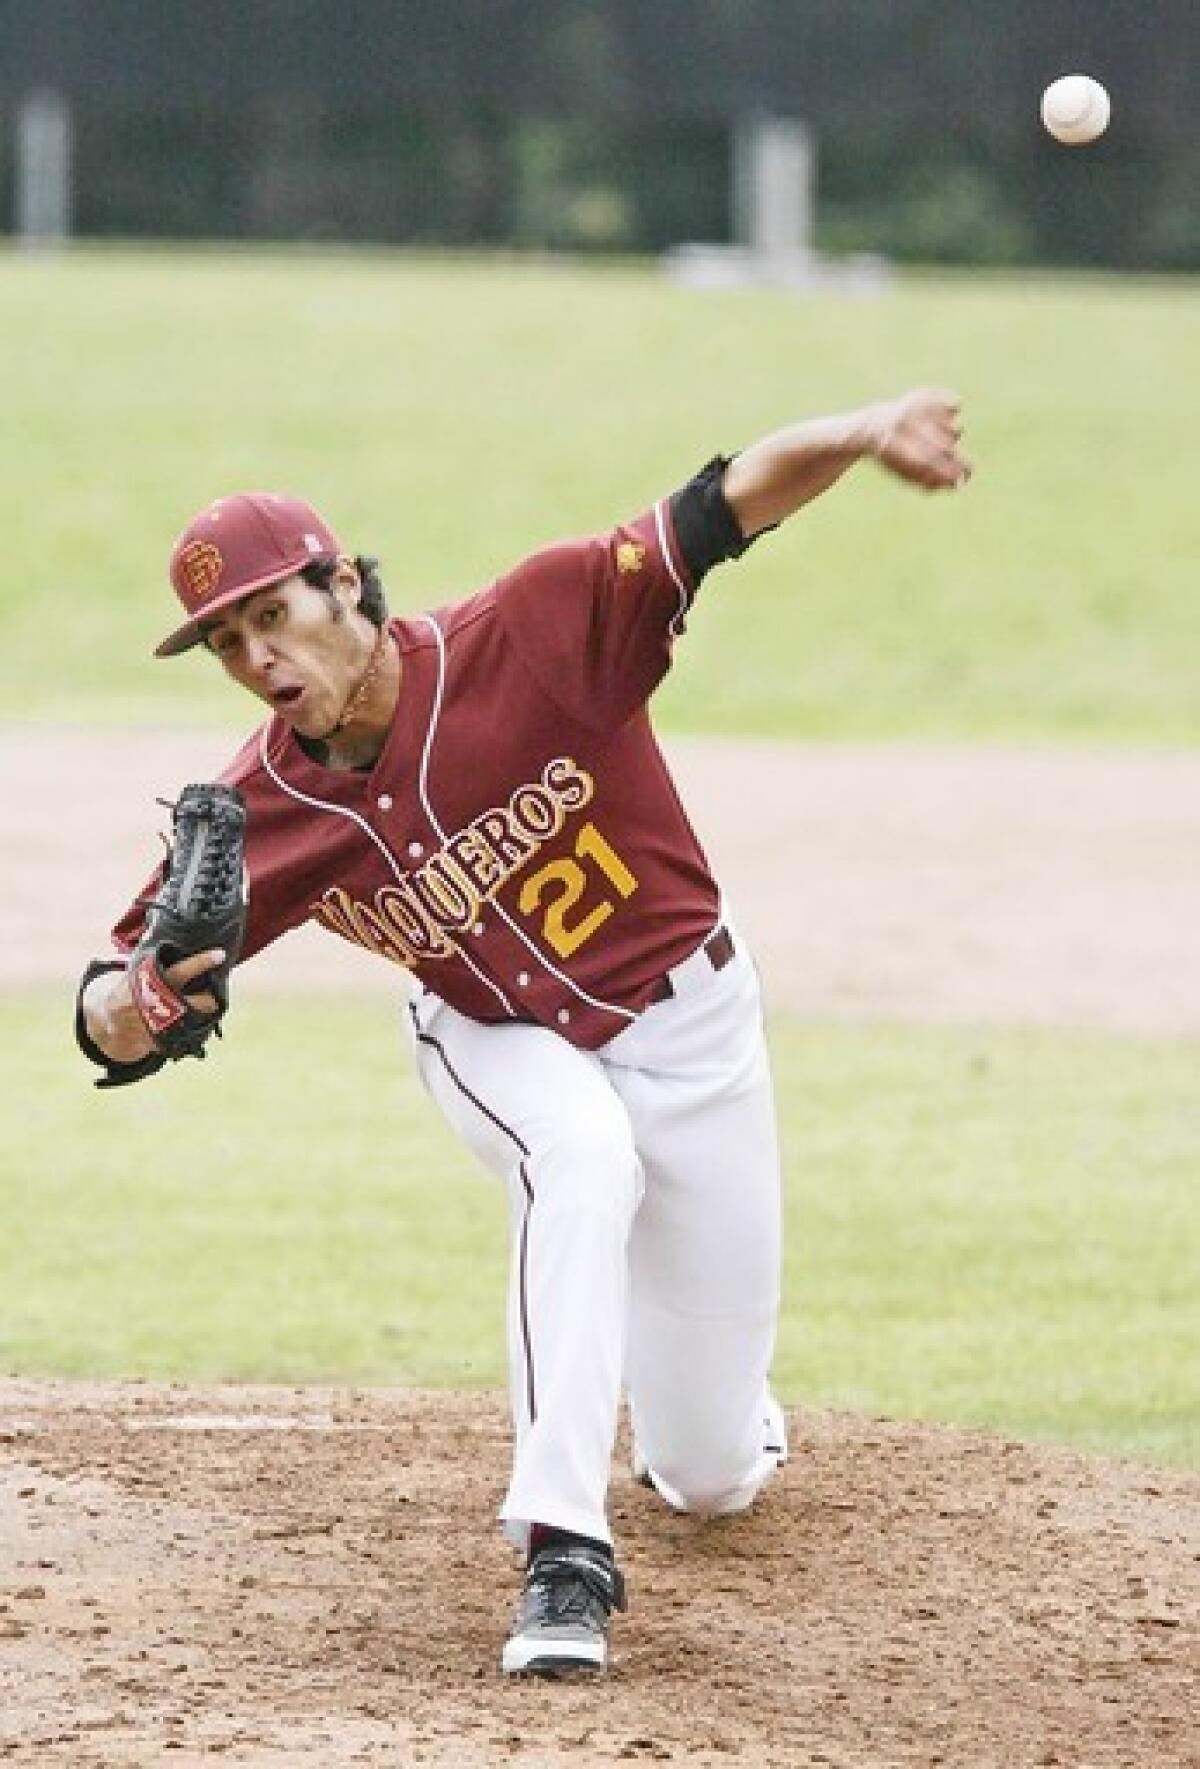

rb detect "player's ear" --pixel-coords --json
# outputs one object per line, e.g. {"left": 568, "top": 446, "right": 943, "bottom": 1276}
{"left": 331, "top": 556, "right": 363, "bottom": 613}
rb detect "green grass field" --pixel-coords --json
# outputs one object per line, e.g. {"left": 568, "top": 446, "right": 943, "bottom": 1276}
{"left": 1, "top": 247, "right": 1197, "bottom": 738}
{"left": 3, "top": 995, "right": 1195, "bottom": 1467}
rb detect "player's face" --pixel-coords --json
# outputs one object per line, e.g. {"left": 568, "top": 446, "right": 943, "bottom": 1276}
{"left": 203, "top": 576, "right": 366, "bottom": 738}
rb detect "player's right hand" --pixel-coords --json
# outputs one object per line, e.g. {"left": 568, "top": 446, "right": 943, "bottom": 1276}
{"left": 869, "top": 388, "right": 972, "bottom": 491}
{"left": 82, "top": 949, "right": 226, "bottom": 1065}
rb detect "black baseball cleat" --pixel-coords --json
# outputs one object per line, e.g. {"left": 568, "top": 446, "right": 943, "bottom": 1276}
{"left": 501, "top": 1542, "right": 627, "bottom": 1676}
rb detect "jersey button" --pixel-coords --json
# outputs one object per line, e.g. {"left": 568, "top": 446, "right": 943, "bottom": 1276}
{"left": 473, "top": 921, "right": 485, "bottom": 937}
{"left": 557, "top": 1008, "right": 571, "bottom": 1025}
{"left": 407, "top": 840, "right": 424, "bottom": 859}
{"left": 517, "top": 971, "right": 530, "bottom": 988}
{"left": 377, "top": 793, "right": 393, "bottom": 811}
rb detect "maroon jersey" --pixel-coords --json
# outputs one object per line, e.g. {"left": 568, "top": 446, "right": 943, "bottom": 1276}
{"left": 113, "top": 500, "right": 724, "bottom": 1050}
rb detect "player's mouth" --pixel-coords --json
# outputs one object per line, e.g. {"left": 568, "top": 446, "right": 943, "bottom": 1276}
{"left": 271, "top": 684, "right": 305, "bottom": 712}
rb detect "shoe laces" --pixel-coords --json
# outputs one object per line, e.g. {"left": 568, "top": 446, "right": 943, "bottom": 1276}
{"left": 155, "top": 787, "right": 245, "bottom": 916}
{"left": 526, "top": 1547, "right": 627, "bottom": 1625}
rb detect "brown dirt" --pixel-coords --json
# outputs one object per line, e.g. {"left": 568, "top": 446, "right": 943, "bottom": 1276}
{"left": 3, "top": 729, "right": 1198, "bottom": 1764}
{"left": 2, "top": 1383, "right": 1197, "bottom": 1769}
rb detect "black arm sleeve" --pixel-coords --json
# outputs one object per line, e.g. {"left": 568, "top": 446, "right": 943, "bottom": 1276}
{"left": 668, "top": 455, "right": 775, "bottom": 586}
{"left": 74, "top": 958, "right": 167, "bottom": 1090}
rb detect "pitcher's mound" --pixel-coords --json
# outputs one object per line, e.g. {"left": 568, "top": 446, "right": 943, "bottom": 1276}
{"left": 1, "top": 1382, "right": 1196, "bottom": 1767}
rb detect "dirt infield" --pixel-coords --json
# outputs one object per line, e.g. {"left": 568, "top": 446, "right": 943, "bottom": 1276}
{"left": 2, "top": 1383, "right": 1197, "bottom": 1768}
{"left": 7, "top": 727, "right": 1200, "bottom": 1032}
{"left": 3, "top": 730, "right": 1199, "bottom": 1764}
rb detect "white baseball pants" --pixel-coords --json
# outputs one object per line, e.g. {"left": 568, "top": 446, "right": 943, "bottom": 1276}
{"left": 405, "top": 924, "right": 784, "bottom": 1549}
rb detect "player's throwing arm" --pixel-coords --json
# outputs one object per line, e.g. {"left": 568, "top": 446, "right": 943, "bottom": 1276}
{"left": 721, "top": 388, "right": 970, "bottom": 536}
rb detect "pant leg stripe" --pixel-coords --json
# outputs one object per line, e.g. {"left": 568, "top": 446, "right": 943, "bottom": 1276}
{"left": 515, "top": 1159, "right": 536, "bottom": 1425}
{"left": 412, "top": 1016, "right": 538, "bottom": 1425}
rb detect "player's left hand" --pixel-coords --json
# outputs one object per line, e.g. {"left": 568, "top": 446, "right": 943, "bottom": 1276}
{"left": 127, "top": 782, "right": 248, "bottom": 1063}
{"left": 868, "top": 388, "right": 972, "bottom": 491}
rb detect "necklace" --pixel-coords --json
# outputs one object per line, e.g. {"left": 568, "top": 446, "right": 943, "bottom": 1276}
{"left": 334, "top": 625, "right": 391, "bottom": 733}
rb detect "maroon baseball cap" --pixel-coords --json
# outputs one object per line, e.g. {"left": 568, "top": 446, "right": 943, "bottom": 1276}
{"left": 155, "top": 492, "right": 344, "bottom": 657}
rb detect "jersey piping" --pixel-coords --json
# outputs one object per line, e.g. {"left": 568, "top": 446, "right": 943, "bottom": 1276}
{"left": 419, "top": 612, "right": 638, "bottom": 1029}
{"left": 257, "top": 721, "right": 519, "bottom": 1021}
{"left": 654, "top": 496, "right": 692, "bottom": 637}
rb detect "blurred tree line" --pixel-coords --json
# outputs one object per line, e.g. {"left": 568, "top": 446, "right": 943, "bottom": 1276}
{"left": 2, "top": 0, "right": 1198, "bottom": 269}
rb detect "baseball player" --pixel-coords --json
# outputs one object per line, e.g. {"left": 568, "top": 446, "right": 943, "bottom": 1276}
{"left": 77, "top": 388, "right": 970, "bottom": 1676}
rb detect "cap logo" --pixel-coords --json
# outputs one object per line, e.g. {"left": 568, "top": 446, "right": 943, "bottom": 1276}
{"left": 177, "top": 540, "right": 224, "bottom": 604}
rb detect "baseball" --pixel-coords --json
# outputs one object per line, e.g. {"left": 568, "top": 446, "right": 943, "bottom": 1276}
{"left": 1040, "top": 74, "right": 1110, "bottom": 146}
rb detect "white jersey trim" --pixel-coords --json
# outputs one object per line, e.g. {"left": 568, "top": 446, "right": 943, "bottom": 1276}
{"left": 654, "top": 497, "right": 692, "bottom": 638}
{"left": 257, "top": 727, "right": 519, "bottom": 1020}
{"left": 418, "top": 614, "right": 637, "bottom": 1027}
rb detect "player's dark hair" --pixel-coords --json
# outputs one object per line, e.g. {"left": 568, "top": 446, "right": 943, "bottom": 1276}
{"left": 301, "top": 554, "right": 389, "bottom": 629}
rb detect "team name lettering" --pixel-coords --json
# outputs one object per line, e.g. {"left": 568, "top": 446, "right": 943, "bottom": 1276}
{"left": 311, "top": 756, "right": 595, "bottom": 967}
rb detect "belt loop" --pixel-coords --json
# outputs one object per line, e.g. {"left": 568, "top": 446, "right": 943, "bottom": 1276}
{"left": 646, "top": 924, "right": 734, "bottom": 1006}
{"left": 706, "top": 925, "right": 735, "bottom": 974}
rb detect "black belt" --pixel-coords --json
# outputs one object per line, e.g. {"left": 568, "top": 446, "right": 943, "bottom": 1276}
{"left": 646, "top": 926, "right": 735, "bottom": 1006}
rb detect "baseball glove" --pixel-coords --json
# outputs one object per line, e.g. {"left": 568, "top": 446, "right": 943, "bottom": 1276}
{"left": 127, "top": 783, "right": 248, "bottom": 1061}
